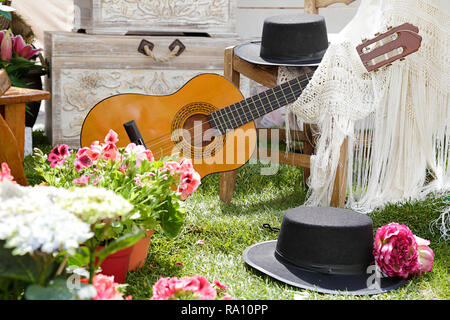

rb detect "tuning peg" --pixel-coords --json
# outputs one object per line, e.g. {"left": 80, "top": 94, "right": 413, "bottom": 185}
{"left": 400, "top": 58, "right": 405, "bottom": 61}
{"left": 375, "top": 32, "right": 381, "bottom": 36}
{"left": 387, "top": 26, "right": 393, "bottom": 30}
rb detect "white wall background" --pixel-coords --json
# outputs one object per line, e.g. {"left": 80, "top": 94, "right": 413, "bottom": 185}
{"left": 12, "top": 0, "right": 361, "bottom": 45}
{"left": 236, "top": 0, "right": 360, "bottom": 38}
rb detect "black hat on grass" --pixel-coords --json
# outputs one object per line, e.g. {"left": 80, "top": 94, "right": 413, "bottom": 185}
{"left": 243, "top": 207, "right": 407, "bottom": 295}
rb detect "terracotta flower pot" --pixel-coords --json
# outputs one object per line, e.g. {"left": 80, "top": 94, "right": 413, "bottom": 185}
{"left": 128, "top": 229, "right": 154, "bottom": 271}
{"left": 96, "top": 245, "right": 133, "bottom": 284}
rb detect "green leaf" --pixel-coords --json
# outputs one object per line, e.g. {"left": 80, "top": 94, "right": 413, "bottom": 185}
{"left": 160, "top": 197, "right": 185, "bottom": 238}
{"left": 96, "top": 230, "right": 146, "bottom": 264}
{"left": 65, "top": 246, "right": 90, "bottom": 269}
{"left": 0, "top": 244, "right": 39, "bottom": 283}
{"left": 25, "top": 278, "right": 74, "bottom": 300}
{"left": 0, "top": 11, "right": 12, "bottom": 21}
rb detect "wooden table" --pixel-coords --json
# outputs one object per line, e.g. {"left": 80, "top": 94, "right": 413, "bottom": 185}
{"left": 0, "top": 87, "right": 51, "bottom": 185}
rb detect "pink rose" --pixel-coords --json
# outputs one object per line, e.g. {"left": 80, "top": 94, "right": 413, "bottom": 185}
{"left": 81, "top": 274, "right": 131, "bottom": 300}
{"left": 0, "top": 162, "right": 16, "bottom": 183}
{"left": 177, "top": 170, "right": 201, "bottom": 200}
{"left": 373, "top": 223, "right": 420, "bottom": 279}
{"left": 414, "top": 236, "right": 434, "bottom": 275}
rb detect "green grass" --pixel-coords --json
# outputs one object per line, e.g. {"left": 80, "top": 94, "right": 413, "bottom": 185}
{"left": 25, "top": 131, "right": 449, "bottom": 300}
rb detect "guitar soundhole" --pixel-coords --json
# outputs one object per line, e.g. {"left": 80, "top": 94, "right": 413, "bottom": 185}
{"left": 182, "top": 114, "right": 220, "bottom": 148}
{"left": 172, "top": 102, "right": 223, "bottom": 159}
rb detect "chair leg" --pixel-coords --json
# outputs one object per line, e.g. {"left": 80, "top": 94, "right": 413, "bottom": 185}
{"left": 302, "top": 123, "right": 314, "bottom": 187}
{"left": 219, "top": 170, "right": 238, "bottom": 203}
{"left": 219, "top": 46, "right": 241, "bottom": 203}
{"left": 0, "top": 112, "right": 28, "bottom": 186}
{"left": 330, "top": 138, "right": 348, "bottom": 208}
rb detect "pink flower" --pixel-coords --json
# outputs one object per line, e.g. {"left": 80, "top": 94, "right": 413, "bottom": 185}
{"left": 175, "top": 262, "right": 184, "bottom": 267}
{"left": 81, "top": 274, "right": 131, "bottom": 300}
{"left": 150, "top": 277, "right": 175, "bottom": 300}
{"left": 0, "top": 162, "right": 16, "bottom": 183}
{"left": 213, "top": 279, "right": 227, "bottom": 290}
{"left": 177, "top": 170, "right": 201, "bottom": 200}
{"left": 161, "top": 161, "right": 180, "bottom": 174}
{"left": 178, "top": 158, "right": 194, "bottom": 173}
{"left": 373, "top": 223, "right": 420, "bottom": 279}
{"left": 184, "top": 275, "right": 217, "bottom": 300}
{"left": 196, "top": 239, "right": 205, "bottom": 245}
{"left": 73, "top": 174, "right": 93, "bottom": 186}
{"left": 102, "top": 143, "right": 120, "bottom": 162}
{"left": 414, "top": 236, "right": 434, "bottom": 275}
{"left": 150, "top": 276, "right": 217, "bottom": 300}
{"left": 220, "top": 293, "right": 233, "bottom": 300}
{"left": 12, "top": 35, "right": 41, "bottom": 60}
{"left": 0, "top": 30, "right": 13, "bottom": 62}
{"left": 48, "top": 144, "right": 70, "bottom": 168}
{"left": 105, "top": 129, "right": 119, "bottom": 144}
{"left": 75, "top": 154, "right": 93, "bottom": 169}
{"left": 125, "top": 143, "right": 153, "bottom": 167}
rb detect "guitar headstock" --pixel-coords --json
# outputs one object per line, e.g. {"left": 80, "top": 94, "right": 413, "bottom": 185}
{"left": 356, "top": 23, "right": 422, "bottom": 72}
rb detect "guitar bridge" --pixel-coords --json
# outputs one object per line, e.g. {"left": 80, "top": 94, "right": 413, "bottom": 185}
{"left": 123, "top": 120, "right": 147, "bottom": 149}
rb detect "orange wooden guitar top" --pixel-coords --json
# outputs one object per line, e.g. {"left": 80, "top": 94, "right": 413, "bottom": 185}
{"left": 81, "top": 73, "right": 257, "bottom": 178}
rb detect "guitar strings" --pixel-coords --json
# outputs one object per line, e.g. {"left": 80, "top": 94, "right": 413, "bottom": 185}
{"left": 144, "top": 82, "right": 309, "bottom": 159}
{"left": 141, "top": 77, "right": 310, "bottom": 158}
{"left": 143, "top": 81, "right": 306, "bottom": 157}
{"left": 140, "top": 74, "right": 312, "bottom": 156}
{"left": 140, "top": 73, "right": 312, "bottom": 150}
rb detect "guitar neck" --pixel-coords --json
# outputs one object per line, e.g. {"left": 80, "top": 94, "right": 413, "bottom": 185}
{"left": 208, "top": 70, "right": 314, "bottom": 134}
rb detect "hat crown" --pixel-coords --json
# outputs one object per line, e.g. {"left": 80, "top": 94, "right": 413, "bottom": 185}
{"left": 275, "top": 207, "right": 374, "bottom": 275}
{"left": 260, "top": 13, "right": 328, "bottom": 63}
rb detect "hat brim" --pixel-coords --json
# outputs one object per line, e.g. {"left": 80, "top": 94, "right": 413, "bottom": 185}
{"left": 243, "top": 241, "right": 407, "bottom": 295}
{"left": 234, "top": 41, "right": 324, "bottom": 67}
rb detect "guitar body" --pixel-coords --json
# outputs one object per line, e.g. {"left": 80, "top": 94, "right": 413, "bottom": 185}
{"left": 81, "top": 73, "right": 257, "bottom": 178}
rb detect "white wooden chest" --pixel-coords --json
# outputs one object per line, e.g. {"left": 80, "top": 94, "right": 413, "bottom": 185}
{"left": 44, "top": 32, "right": 247, "bottom": 147}
{"left": 74, "top": 0, "right": 237, "bottom": 37}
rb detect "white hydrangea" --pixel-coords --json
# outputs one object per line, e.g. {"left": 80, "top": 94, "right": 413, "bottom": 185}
{"left": 0, "top": 207, "right": 93, "bottom": 256}
{"left": 55, "top": 186, "right": 134, "bottom": 225}
{"left": 0, "top": 181, "right": 93, "bottom": 256}
{"left": 0, "top": 183, "right": 133, "bottom": 256}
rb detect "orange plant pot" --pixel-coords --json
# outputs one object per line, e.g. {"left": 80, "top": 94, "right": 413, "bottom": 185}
{"left": 128, "top": 229, "right": 155, "bottom": 271}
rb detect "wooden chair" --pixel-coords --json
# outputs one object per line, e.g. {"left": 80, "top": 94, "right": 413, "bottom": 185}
{"left": 0, "top": 86, "right": 51, "bottom": 185}
{"left": 219, "top": 0, "right": 355, "bottom": 207}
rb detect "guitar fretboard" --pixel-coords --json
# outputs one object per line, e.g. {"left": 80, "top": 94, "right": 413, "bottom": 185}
{"left": 208, "top": 70, "right": 314, "bottom": 134}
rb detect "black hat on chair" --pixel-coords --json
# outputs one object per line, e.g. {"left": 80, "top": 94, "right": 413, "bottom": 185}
{"left": 234, "top": 13, "right": 329, "bottom": 67}
{"left": 243, "top": 207, "right": 407, "bottom": 295}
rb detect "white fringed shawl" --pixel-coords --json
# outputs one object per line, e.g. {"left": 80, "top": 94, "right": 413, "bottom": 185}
{"left": 288, "top": 0, "right": 449, "bottom": 218}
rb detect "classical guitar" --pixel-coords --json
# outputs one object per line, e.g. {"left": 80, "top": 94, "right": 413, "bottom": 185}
{"left": 81, "top": 24, "right": 422, "bottom": 178}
